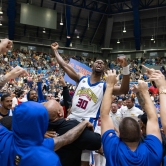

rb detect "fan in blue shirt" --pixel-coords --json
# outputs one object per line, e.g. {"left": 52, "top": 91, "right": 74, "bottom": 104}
{"left": 100, "top": 70, "right": 163, "bottom": 166}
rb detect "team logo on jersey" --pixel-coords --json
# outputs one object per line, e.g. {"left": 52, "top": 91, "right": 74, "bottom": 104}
{"left": 76, "top": 87, "right": 98, "bottom": 103}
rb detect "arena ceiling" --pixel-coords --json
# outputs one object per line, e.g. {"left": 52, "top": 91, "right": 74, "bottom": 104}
{"left": 1, "top": 0, "right": 166, "bottom": 50}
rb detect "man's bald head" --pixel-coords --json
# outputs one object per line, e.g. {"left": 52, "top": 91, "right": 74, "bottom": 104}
{"left": 43, "top": 100, "right": 64, "bottom": 122}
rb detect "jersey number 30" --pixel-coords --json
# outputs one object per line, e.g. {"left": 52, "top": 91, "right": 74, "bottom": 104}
{"left": 76, "top": 98, "right": 88, "bottom": 109}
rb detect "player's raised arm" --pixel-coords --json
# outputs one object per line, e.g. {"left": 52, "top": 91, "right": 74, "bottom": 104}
{"left": 51, "top": 42, "right": 81, "bottom": 83}
{"left": 100, "top": 70, "right": 118, "bottom": 135}
{"left": 112, "top": 56, "right": 130, "bottom": 95}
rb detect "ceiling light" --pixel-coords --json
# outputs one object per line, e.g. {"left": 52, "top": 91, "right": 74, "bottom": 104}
{"left": 123, "top": 27, "right": 126, "bottom": 33}
{"left": 117, "top": 39, "right": 120, "bottom": 44}
{"left": 0, "top": 7, "right": 3, "bottom": 14}
{"left": 67, "top": 36, "right": 70, "bottom": 39}
{"left": 0, "top": 21, "right": 2, "bottom": 26}
{"left": 43, "top": 28, "right": 46, "bottom": 33}
{"left": 77, "top": 35, "right": 79, "bottom": 39}
{"left": 151, "top": 35, "right": 154, "bottom": 41}
{"left": 60, "top": 11, "right": 63, "bottom": 26}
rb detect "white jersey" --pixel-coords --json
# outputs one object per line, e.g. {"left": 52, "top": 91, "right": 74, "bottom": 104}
{"left": 110, "top": 110, "right": 122, "bottom": 129}
{"left": 120, "top": 106, "right": 143, "bottom": 121}
{"left": 69, "top": 76, "right": 105, "bottom": 121}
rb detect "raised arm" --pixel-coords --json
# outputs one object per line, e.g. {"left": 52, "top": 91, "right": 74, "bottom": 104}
{"left": 51, "top": 42, "right": 81, "bottom": 83}
{"left": 112, "top": 56, "right": 130, "bottom": 95}
{"left": 0, "top": 38, "right": 13, "bottom": 54}
{"left": 100, "top": 70, "right": 117, "bottom": 135}
{"left": 131, "top": 84, "right": 145, "bottom": 110}
{"left": 138, "top": 80, "right": 161, "bottom": 142}
{"left": 0, "top": 66, "right": 28, "bottom": 90}
{"left": 53, "top": 120, "right": 93, "bottom": 151}
{"left": 148, "top": 70, "right": 166, "bottom": 134}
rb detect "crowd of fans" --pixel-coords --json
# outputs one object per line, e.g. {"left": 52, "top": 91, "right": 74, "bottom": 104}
{"left": 0, "top": 39, "right": 166, "bottom": 166}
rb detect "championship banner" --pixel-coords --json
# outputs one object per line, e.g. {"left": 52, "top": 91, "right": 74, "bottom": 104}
{"left": 64, "top": 58, "right": 92, "bottom": 85}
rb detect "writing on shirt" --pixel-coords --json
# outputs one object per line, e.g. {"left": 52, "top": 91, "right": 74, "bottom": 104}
{"left": 76, "top": 88, "right": 98, "bottom": 103}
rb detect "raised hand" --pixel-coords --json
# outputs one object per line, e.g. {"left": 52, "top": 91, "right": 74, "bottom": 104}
{"left": 148, "top": 70, "right": 166, "bottom": 90}
{"left": 131, "top": 84, "right": 139, "bottom": 93}
{"left": 138, "top": 80, "right": 148, "bottom": 92}
{"left": 51, "top": 42, "right": 59, "bottom": 51}
{"left": 0, "top": 38, "right": 13, "bottom": 53}
{"left": 142, "top": 65, "right": 155, "bottom": 78}
{"left": 58, "top": 76, "right": 66, "bottom": 87}
{"left": 5, "top": 66, "right": 29, "bottom": 81}
{"left": 117, "top": 56, "right": 128, "bottom": 67}
{"left": 105, "top": 70, "right": 118, "bottom": 88}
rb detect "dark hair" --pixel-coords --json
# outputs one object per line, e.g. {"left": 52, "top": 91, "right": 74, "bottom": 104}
{"left": 27, "top": 90, "right": 37, "bottom": 101}
{"left": 119, "top": 117, "right": 141, "bottom": 142}
{"left": 1, "top": 93, "right": 11, "bottom": 101}
{"left": 0, "top": 116, "right": 12, "bottom": 130}
{"left": 126, "top": 97, "right": 135, "bottom": 103}
{"left": 138, "top": 113, "right": 147, "bottom": 125}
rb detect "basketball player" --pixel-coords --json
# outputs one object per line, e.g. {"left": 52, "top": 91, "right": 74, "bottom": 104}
{"left": 51, "top": 42, "right": 130, "bottom": 165}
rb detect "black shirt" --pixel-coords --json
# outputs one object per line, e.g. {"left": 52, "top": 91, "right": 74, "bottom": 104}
{"left": 48, "top": 118, "right": 101, "bottom": 166}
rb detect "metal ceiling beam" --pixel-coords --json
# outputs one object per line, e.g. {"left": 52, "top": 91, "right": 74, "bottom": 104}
{"left": 80, "top": 10, "right": 93, "bottom": 43}
{"left": 52, "top": 0, "right": 166, "bottom": 14}
{"left": 131, "top": 0, "right": 141, "bottom": 50}
{"left": 52, "top": 0, "right": 108, "bottom": 15}
{"left": 7, "top": 0, "right": 16, "bottom": 40}
{"left": 65, "top": 0, "right": 71, "bottom": 47}
{"left": 48, "top": 3, "right": 57, "bottom": 39}
{"left": 90, "top": 6, "right": 108, "bottom": 44}
{"left": 70, "top": 9, "right": 82, "bottom": 41}
{"left": 40, "top": 0, "right": 44, "bottom": 7}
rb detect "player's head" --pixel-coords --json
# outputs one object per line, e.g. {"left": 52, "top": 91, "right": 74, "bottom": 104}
{"left": 92, "top": 59, "right": 105, "bottom": 75}
{"left": 119, "top": 117, "right": 141, "bottom": 143}
{"left": 43, "top": 100, "right": 64, "bottom": 122}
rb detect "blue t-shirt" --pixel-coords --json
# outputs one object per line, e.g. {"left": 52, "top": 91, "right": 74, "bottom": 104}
{"left": 102, "top": 130, "right": 162, "bottom": 166}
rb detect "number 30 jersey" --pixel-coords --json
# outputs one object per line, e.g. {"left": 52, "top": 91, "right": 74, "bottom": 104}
{"left": 70, "top": 76, "right": 106, "bottom": 120}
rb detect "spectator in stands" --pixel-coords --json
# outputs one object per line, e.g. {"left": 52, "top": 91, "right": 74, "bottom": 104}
{"left": 121, "top": 96, "right": 143, "bottom": 120}
{"left": 109, "top": 103, "right": 122, "bottom": 130}
{"left": 0, "top": 93, "right": 13, "bottom": 118}
{"left": 100, "top": 71, "right": 162, "bottom": 166}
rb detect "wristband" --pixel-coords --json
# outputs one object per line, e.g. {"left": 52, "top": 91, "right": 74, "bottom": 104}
{"left": 122, "top": 65, "right": 130, "bottom": 75}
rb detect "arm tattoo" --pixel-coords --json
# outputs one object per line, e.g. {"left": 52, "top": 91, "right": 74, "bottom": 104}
{"left": 136, "top": 92, "right": 145, "bottom": 110}
{"left": 0, "top": 76, "right": 7, "bottom": 90}
{"left": 54, "top": 121, "right": 87, "bottom": 151}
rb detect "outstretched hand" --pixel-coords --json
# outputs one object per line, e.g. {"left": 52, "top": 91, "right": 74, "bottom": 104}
{"left": 138, "top": 80, "right": 148, "bottom": 92}
{"left": 142, "top": 65, "right": 155, "bottom": 78}
{"left": 5, "top": 66, "right": 29, "bottom": 81}
{"left": 148, "top": 70, "right": 166, "bottom": 89}
{"left": 105, "top": 70, "right": 118, "bottom": 88}
{"left": 131, "top": 84, "right": 139, "bottom": 93}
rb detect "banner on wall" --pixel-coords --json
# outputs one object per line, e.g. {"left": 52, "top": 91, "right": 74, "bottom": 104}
{"left": 64, "top": 58, "right": 92, "bottom": 85}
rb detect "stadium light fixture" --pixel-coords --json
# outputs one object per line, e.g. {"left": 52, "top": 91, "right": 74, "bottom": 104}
{"left": 151, "top": 35, "right": 154, "bottom": 41}
{"left": 43, "top": 28, "right": 46, "bottom": 33}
